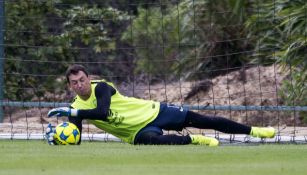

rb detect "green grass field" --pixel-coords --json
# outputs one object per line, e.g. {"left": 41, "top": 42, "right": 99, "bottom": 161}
{"left": 1, "top": 140, "right": 307, "bottom": 175}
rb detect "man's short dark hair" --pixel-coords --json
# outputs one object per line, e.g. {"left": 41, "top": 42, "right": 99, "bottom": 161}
{"left": 65, "top": 64, "right": 89, "bottom": 83}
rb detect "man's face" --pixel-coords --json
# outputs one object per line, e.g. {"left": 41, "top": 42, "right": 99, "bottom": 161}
{"left": 68, "top": 71, "right": 91, "bottom": 99}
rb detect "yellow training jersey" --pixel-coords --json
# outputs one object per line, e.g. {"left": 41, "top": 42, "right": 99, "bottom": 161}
{"left": 71, "top": 80, "right": 160, "bottom": 144}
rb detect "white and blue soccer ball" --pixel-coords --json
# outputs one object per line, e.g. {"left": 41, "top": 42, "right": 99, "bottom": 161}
{"left": 54, "top": 122, "right": 80, "bottom": 145}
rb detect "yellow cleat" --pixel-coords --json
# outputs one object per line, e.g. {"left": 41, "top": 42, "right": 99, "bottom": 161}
{"left": 250, "top": 127, "right": 276, "bottom": 138}
{"left": 190, "top": 135, "right": 219, "bottom": 146}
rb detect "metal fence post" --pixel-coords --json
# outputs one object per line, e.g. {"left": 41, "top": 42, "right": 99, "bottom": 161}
{"left": 0, "top": 0, "right": 5, "bottom": 122}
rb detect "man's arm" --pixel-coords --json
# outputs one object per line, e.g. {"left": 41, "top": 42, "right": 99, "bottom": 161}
{"left": 68, "top": 112, "right": 83, "bottom": 144}
{"left": 47, "top": 82, "right": 115, "bottom": 144}
{"left": 68, "top": 82, "right": 115, "bottom": 144}
{"left": 48, "top": 82, "right": 116, "bottom": 119}
{"left": 77, "top": 82, "right": 116, "bottom": 120}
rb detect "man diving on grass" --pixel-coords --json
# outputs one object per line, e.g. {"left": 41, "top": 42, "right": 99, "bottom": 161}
{"left": 46, "top": 64, "right": 275, "bottom": 146}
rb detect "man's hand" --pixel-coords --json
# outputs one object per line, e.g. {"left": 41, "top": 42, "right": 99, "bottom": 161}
{"left": 45, "top": 123, "right": 57, "bottom": 145}
{"left": 47, "top": 107, "right": 78, "bottom": 117}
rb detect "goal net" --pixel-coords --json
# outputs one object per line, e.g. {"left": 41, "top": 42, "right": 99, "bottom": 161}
{"left": 0, "top": 0, "right": 306, "bottom": 144}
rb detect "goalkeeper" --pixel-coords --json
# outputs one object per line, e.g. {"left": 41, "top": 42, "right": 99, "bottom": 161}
{"left": 46, "top": 64, "right": 275, "bottom": 146}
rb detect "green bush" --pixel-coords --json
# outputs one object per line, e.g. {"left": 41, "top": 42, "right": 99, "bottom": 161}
{"left": 246, "top": 0, "right": 306, "bottom": 107}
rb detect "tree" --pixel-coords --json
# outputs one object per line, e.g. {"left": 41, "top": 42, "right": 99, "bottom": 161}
{"left": 246, "top": 0, "right": 306, "bottom": 107}
{"left": 122, "top": 0, "right": 252, "bottom": 81}
{"left": 4, "top": 0, "right": 127, "bottom": 100}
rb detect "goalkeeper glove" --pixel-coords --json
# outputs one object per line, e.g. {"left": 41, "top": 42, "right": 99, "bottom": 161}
{"left": 47, "top": 107, "right": 78, "bottom": 117}
{"left": 45, "top": 123, "right": 57, "bottom": 145}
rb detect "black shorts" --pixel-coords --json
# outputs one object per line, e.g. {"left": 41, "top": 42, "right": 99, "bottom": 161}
{"left": 135, "top": 103, "right": 188, "bottom": 140}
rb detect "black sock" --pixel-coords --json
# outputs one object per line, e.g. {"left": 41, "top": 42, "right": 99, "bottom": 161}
{"left": 134, "top": 131, "right": 191, "bottom": 145}
{"left": 184, "top": 111, "right": 251, "bottom": 134}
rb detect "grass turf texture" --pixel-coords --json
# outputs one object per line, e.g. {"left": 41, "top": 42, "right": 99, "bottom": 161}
{"left": 1, "top": 140, "right": 307, "bottom": 175}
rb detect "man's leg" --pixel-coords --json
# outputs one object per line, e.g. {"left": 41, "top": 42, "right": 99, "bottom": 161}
{"left": 184, "top": 111, "right": 275, "bottom": 138}
{"left": 134, "top": 131, "right": 191, "bottom": 145}
{"left": 134, "top": 105, "right": 219, "bottom": 146}
{"left": 184, "top": 111, "right": 251, "bottom": 134}
{"left": 134, "top": 130, "right": 218, "bottom": 146}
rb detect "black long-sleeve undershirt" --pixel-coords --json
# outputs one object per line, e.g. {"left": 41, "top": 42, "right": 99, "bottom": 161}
{"left": 77, "top": 82, "right": 116, "bottom": 120}
{"left": 68, "top": 82, "right": 116, "bottom": 144}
